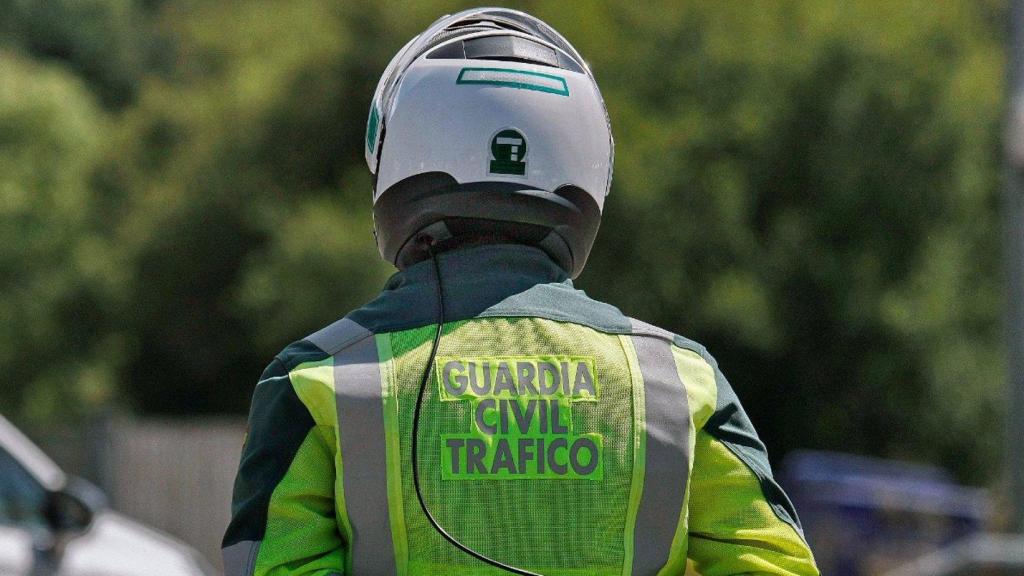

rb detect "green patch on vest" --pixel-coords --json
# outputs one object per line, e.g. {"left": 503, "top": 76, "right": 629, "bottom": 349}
{"left": 436, "top": 356, "right": 603, "bottom": 480}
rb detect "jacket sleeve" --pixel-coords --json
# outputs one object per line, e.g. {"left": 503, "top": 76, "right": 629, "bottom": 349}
{"left": 685, "top": 354, "right": 819, "bottom": 576}
{"left": 222, "top": 354, "right": 345, "bottom": 576}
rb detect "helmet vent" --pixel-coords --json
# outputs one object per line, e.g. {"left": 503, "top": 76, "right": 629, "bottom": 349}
{"left": 464, "top": 35, "right": 558, "bottom": 67}
{"left": 427, "top": 34, "right": 581, "bottom": 72}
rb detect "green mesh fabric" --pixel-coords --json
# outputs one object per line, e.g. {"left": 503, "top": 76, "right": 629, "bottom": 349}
{"left": 255, "top": 425, "right": 346, "bottom": 575}
{"left": 686, "top": 432, "right": 819, "bottom": 576}
{"left": 386, "top": 317, "right": 638, "bottom": 575}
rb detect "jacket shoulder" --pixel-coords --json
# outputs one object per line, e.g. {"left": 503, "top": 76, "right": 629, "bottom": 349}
{"left": 626, "top": 316, "right": 720, "bottom": 429}
{"left": 626, "top": 317, "right": 708, "bottom": 355}
{"left": 264, "top": 317, "right": 374, "bottom": 380}
{"left": 256, "top": 317, "right": 375, "bottom": 430}
{"left": 627, "top": 318, "right": 807, "bottom": 535}
{"left": 303, "top": 317, "right": 374, "bottom": 356}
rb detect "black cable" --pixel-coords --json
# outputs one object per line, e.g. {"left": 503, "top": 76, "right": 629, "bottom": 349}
{"left": 410, "top": 243, "right": 543, "bottom": 576}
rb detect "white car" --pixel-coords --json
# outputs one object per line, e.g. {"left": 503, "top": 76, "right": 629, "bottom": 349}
{"left": 0, "top": 415, "right": 215, "bottom": 576}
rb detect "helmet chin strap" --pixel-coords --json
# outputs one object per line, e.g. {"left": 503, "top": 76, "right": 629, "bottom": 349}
{"left": 410, "top": 235, "right": 544, "bottom": 576}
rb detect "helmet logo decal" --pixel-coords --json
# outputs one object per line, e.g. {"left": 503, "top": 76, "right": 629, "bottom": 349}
{"left": 489, "top": 129, "right": 528, "bottom": 176}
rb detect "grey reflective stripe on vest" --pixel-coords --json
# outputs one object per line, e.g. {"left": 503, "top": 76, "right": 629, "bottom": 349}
{"left": 222, "top": 539, "right": 260, "bottom": 576}
{"left": 310, "top": 318, "right": 396, "bottom": 575}
{"left": 308, "top": 317, "right": 373, "bottom": 355}
{"left": 630, "top": 320, "right": 690, "bottom": 575}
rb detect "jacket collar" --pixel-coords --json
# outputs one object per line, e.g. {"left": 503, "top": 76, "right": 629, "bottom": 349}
{"left": 349, "top": 244, "right": 573, "bottom": 332}
{"left": 389, "top": 243, "right": 570, "bottom": 295}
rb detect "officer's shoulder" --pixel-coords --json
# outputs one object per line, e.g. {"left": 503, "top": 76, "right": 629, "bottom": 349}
{"left": 627, "top": 316, "right": 723, "bottom": 425}
{"left": 626, "top": 316, "right": 711, "bottom": 360}
{"left": 262, "top": 316, "right": 373, "bottom": 382}
{"left": 622, "top": 315, "right": 704, "bottom": 352}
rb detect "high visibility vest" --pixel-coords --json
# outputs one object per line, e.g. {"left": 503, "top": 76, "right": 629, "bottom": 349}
{"left": 299, "top": 314, "right": 689, "bottom": 576}
{"left": 222, "top": 245, "right": 814, "bottom": 576}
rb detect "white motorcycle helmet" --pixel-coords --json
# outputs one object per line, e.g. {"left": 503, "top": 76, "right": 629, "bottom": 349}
{"left": 366, "top": 7, "right": 613, "bottom": 278}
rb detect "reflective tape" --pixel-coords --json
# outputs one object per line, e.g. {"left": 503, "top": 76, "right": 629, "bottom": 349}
{"left": 309, "top": 317, "right": 371, "bottom": 355}
{"left": 630, "top": 320, "right": 690, "bottom": 576}
{"left": 331, "top": 322, "right": 396, "bottom": 575}
{"left": 456, "top": 66, "right": 570, "bottom": 96}
{"left": 222, "top": 539, "right": 260, "bottom": 576}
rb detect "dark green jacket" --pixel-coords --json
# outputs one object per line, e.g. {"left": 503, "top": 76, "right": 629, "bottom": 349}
{"left": 222, "top": 244, "right": 818, "bottom": 576}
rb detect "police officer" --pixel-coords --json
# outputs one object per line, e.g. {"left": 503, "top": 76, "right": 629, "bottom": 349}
{"left": 222, "top": 8, "right": 819, "bottom": 576}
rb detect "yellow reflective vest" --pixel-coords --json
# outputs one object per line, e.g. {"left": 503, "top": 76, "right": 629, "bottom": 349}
{"left": 223, "top": 244, "right": 819, "bottom": 576}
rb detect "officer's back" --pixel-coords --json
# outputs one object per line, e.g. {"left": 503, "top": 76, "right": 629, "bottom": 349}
{"left": 222, "top": 7, "right": 819, "bottom": 576}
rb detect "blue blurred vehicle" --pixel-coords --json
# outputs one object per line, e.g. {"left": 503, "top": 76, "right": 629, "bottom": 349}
{"left": 780, "top": 450, "right": 990, "bottom": 576}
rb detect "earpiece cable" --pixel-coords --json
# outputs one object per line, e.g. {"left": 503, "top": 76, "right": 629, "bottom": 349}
{"left": 410, "top": 241, "right": 543, "bottom": 576}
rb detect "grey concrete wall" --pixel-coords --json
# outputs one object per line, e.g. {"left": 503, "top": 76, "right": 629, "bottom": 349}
{"left": 31, "top": 416, "right": 247, "bottom": 573}
{"left": 106, "top": 418, "right": 246, "bottom": 572}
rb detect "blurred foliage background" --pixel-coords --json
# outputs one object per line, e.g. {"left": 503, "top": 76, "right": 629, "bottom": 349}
{"left": 0, "top": 0, "right": 1009, "bottom": 486}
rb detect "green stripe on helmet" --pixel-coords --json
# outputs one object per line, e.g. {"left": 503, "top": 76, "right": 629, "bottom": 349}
{"left": 456, "top": 67, "right": 570, "bottom": 97}
{"left": 366, "top": 103, "right": 380, "bottom": 154}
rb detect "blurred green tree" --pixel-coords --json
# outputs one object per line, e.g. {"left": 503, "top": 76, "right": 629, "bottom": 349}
{"left": 579, "top": 1, "right": 1007, "bottom": 483}
{"left": 0, "top": 0, "right": 1008, "bottom": 484}
{"left": 0, "top": 0, "right": 158, "bottom": 108}
{"left": 0, "top": 52, "right": 125, "bottom": 420}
